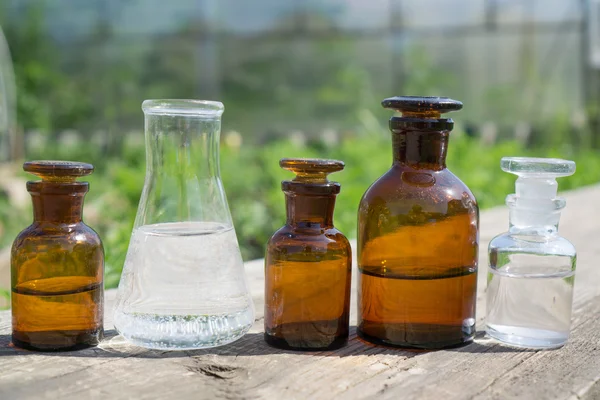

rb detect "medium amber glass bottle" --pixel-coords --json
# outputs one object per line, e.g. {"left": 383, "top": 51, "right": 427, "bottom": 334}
{"left": 357, "top": 97, "right": 479, "bottom": 349}
{"left": 11, "top": 161, "right": 104, "bottom": 351}
{"left": 265, "top": 158, "right": 352, "bottom": 350}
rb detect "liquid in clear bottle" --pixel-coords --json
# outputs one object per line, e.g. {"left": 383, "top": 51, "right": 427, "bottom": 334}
{"left": 486, "top": 157, "right": 576, "bottom": 349}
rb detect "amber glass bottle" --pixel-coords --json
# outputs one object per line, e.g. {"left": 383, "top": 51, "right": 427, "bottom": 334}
{"left": 11, "top": 161, "right": 104, "bottom": 351}
{"left": 265, "top": 158, "right": 352, "bottom": 350}
{"left": 357, "top": 97, "right": 479, "bottom": 349}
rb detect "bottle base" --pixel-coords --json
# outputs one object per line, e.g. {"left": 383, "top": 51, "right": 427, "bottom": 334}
{"left": 264, "top": 332, "right": 348, "bottom": 351}
{"left": 357, "top": 323, "right": 474, "bottom": 350}
{"left": 486, "top": 324, "right": 568, "bottom": 349}
{"left": 12, "top": 328, "right": 103, "bottom": 352}
{"left": 114, "top": 309, "right": 254, "bottom": 350}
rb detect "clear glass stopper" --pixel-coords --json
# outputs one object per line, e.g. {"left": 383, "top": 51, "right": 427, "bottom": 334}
{"left": 501, "top": 157, "right": 576, "bottom": 230}
{"left": 501, "top": 157, "right": 576, "bottom": 176}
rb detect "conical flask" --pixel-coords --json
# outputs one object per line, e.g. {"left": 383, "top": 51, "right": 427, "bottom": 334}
{"left": 114, "top": 100, "right": 255, "bottom": 350}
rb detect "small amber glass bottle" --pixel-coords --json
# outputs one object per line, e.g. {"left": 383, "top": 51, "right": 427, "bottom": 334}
{"left": 11, "top": 161, "right": 104, "bottom": 351}
{"left": 357, "top": 97, "right": 479, "bottom": 349}
{"left": 265, "top": 158, "right": 352, "bottom": 350}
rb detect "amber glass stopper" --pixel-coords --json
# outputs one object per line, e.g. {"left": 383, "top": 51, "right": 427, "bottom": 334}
{"left": 280, "top": 158, "right": 344, "bottom": 183}
{"left": 382, "top": 96, "right": 463, "bottom": 119}
{"left": 23, "top": 161, "right": 94, "bottom": 183}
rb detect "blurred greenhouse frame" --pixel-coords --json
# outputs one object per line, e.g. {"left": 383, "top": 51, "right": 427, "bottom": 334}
{"left": 1, "top": 0, "right": 599, "bottom": 149}
{"left": 0, "top": 23, "right": 15, "bottom": 161}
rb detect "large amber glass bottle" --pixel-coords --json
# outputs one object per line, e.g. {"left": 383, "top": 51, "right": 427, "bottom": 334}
{"left": 357, "top": 97, "right": 479, "bottom": 349}
{"left": 265, "top": 158, "right": 352, "bottom": 350}
{"left": 11, "top": 161, "right": 104, "bottom": 351}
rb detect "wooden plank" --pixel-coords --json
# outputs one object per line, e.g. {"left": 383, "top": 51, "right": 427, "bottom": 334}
{"left": 0, "top": 185, "right": 599, "bottom": 399}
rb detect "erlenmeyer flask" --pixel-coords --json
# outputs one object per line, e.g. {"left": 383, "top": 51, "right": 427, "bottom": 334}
{"left": 114, "top": 100, "right": 255, "bottom": 350}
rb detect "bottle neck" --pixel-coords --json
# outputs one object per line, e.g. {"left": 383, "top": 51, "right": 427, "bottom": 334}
{"left": 285, "top": 193, "right": 336, "bottom": 229}
{"left": 508, "top": 210, "right": 561, "bottom": 237}
{"left": 27, "top": 182, "right": 88, "bottom": 224}
{"left": 392, "top": 130, "right": 449, "bottom": 169}
{"left": 507, "top": 194, "right": 564, "bottom": 237}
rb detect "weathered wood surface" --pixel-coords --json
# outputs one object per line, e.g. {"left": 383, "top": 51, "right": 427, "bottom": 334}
{"left": 2, "top": 185, "right": 600, "bottom": 400}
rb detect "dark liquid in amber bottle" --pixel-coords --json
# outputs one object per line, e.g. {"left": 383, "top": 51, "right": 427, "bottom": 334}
{"left": 11, "top": 161, "right": 104, "bottom": 351}
{"left": 357, "top": 97, "right": 479, "bottom": 349}
{"left": 265, "top": 159, "right": 352, "bottom": 350}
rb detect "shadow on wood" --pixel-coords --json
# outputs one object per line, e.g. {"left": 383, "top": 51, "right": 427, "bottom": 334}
{"left": 0, "top": 327, "right": 531, "bottom": 361}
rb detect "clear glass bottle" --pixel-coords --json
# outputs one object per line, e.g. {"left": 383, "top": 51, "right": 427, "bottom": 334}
{"left": 11, "top": 161, "right": 104, "bottom": 351}
{"left": 486, "top": 157, "right": 576, "bottom": 349}
{"left": 264, "top": 158, "right": 351, "bottom": 350}
{"left": 114, "top": 100, "right": 255, "bottom": 350}
{"left": 357, "top": 96, "right": 479, "bottom": 349}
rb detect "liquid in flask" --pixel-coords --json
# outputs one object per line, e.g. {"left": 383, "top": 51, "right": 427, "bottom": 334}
{"left": 114, "top": 100, "right": 255, "bottom": 350}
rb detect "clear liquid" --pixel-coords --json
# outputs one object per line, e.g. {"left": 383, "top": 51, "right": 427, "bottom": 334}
{"left": 114, "top": 222, "right": 255, "bottom": 350}
{"left": 486, "top": 251, "right": 575, "bottom": 349}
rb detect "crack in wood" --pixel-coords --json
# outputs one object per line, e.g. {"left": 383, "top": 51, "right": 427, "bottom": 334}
{"left": 187, "top": 362, "right": 240, "bottom": 380}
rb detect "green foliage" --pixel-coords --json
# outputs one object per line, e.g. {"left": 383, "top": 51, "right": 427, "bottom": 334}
{"left": 0, "top": 287, "right": 9, "bottom": 305}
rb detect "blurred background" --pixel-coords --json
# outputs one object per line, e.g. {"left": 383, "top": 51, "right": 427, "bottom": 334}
{"left": 0, "top": 0, "right": 599, "bottom": 306}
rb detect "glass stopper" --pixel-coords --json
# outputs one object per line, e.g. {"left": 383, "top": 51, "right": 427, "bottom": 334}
{"left": 23, "top": 160, "right": 94, "bottom": 183}
{"left": 382, "top": 96, "right": 463, "bottom": 118}
{"left": 501, "top": 157, "right": 576, "bottom": 228}
{"left": 501, "top": 157, "right": 576, "bottom": 178}
{"left": 502, "top": 157, "right": 575, "bottom": 201}
{"left": 280, "top": 158, "right": 344, "bottom": 183}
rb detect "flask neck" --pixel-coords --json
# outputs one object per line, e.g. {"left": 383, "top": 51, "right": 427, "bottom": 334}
{"left": 285, "top": 193, "right": 336, "bottom": 229}
{"left": 145, "top": 114, "right": 221, "bottom": 178}
{"left": 30, "top": 190, "right": 86, "bottom": 224}
{"left": 392, "top": 130, "right": 448, "bottom": 169}
{"left": 139, "top": 108, "right": 231, "bottom": 226}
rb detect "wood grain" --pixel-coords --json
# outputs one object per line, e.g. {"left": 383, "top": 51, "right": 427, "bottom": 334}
{"left": 1, "top": 185, "right": 600, "bottom": 400}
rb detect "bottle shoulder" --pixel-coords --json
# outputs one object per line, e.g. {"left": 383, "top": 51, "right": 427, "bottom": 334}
{"left": 11, "top": 222, "right": 105, "bottom": 283}
{"left": 489, "top": 232, "right": 576, "bottom": 257}
{"left": 12, "top": 222, "right": 103, "bottom": 252}
{"left": 267, "top": 225, "right": 350, "bottom": 253}
{"left": 360, "top": 165, "right": 477, "bottom": 210}
{"left": 358, "top": 167, "right": 478, "bottom": 233}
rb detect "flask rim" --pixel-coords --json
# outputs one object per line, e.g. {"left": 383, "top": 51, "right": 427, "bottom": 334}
{"left": 142, "top": 99, "right": 224, "bottom": 117}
